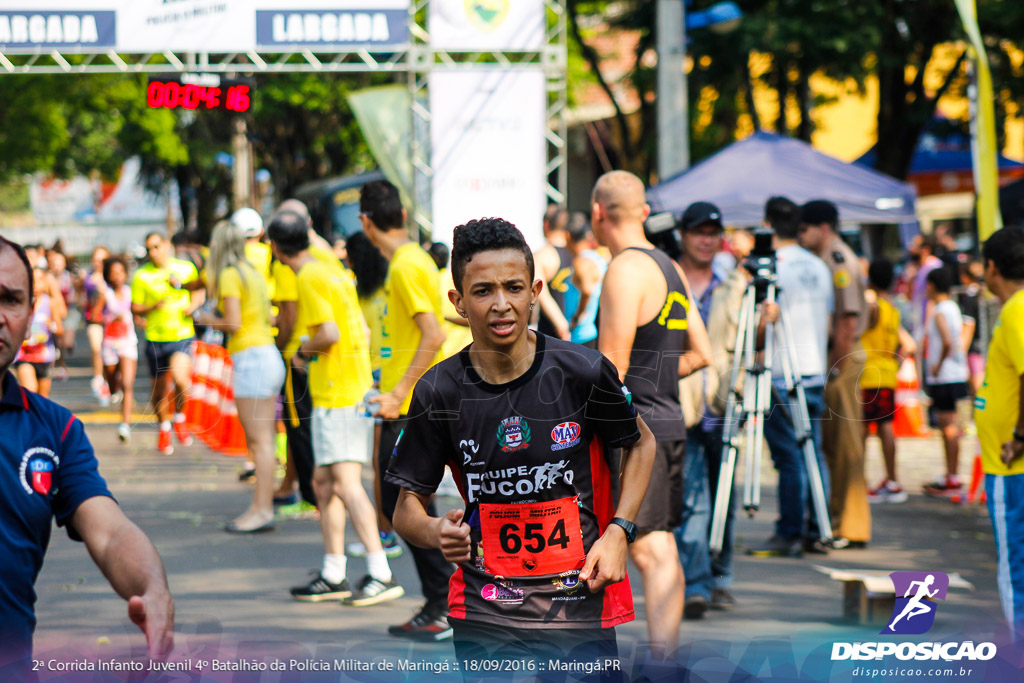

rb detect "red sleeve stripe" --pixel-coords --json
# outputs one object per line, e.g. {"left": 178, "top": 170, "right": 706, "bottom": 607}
{"left": 60, "top": 415, "right": 76, "bottom": 443}
{"left": 20, "top": 387, "right": 29, "bottom": 410}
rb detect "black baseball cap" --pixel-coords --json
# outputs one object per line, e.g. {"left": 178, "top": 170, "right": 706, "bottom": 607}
{"left": 800, "top": 199, "right": 839, "bottom": 226}
{"left": 680, "top": 201, "right": 724, "bottom": 231}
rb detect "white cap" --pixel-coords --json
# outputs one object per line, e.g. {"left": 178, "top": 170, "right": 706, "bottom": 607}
{"left": 231, "top": 207, "right": 264, "bottom": 238}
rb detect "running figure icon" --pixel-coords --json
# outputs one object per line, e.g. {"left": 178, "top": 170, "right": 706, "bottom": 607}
{"left": 888, "top": 574, "right": 940, "bottom": 631}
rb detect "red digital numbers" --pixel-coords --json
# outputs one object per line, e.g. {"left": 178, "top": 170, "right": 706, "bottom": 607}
{"left": 146, "top": 77, "right": 250, "bottom": 112}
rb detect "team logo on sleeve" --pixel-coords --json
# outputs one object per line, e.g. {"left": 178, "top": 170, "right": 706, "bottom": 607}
{"left": 551, "top": 422, "right": 581, "bottom": 451}
{"left": 19, "top": 447, "right": 60, "bottom": 496}
{"left": 496, "top": 416, "right": 531, "bottom": 452}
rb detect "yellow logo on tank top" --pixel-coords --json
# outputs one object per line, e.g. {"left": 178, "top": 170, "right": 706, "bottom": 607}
{"left": 549, "top": 267, "right": 572, "bottom": 294}
{"left": 657, "top": 292, "right": 690, "bottom": 330}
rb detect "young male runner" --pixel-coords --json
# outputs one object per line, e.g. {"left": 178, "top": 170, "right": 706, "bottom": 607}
{"left": 592, "top": 171, "right": 712, "bottom": 655}
{"left": 388, "top": 218, "right": 655, "bottom": 666}
{"left": 269, "top": 216, "right": 403, "bottom": 605}
{"left": 131, "top": 232, "right": 203, "bottom": 455}
{"left": 361, "top": 179, "right": 453, "bottom": 639}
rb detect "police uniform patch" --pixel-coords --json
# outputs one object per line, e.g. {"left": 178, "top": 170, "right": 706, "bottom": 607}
{"left": 834, "top": 269, "right": 851, "bottom": 288}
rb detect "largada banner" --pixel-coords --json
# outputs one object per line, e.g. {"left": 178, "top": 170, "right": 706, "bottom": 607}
{"left": 430, "top": 68, "right": 547, "bottom": 248}
{"left": 0, "top": 0, "right": 408, "bottom": 53}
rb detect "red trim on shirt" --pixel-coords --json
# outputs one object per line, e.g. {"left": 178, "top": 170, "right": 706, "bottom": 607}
{"left": 590, "top": 436, "right": 635, "bottom": 627}
{"left": 60, "top": 415, "right": 75, "bottom": 443}
{"left": 20, "top": 387, "right": 29, "bottom": 410}
{"left": 448, "top": 566, "right": 467, "bottom": 620}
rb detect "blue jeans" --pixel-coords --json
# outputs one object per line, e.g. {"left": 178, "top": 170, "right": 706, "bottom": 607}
{"left": 676, "top": 423, "right": 731, "bottom": 599}
{"left": 763, "top": 381, "right": 828, "bottom": 541}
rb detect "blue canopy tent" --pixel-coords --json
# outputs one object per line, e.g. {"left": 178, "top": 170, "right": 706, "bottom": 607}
{"left": 647, "top": 132, "right": 919, "bottom": 245}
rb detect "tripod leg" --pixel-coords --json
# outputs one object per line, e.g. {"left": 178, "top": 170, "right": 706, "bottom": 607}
{"left": 742, "top": 288, "right": 760, "bottom": 514}
{"left": 749, "top": 284, "right": 777, "bottom": 514}
{"left": 711, "top": 288, "right": 754, "bottom": 553}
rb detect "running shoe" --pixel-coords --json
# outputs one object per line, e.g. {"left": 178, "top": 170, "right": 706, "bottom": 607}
{"left": 342, "top": 575, "right": 405, "bottom": 607}
{"left": 238, "top": 464, "right": 256, "bottom": 481}
{"left": 710, "top": 589, "right": 736, "bottom": 611}
{"left": 110, "top": 390, "right": 123, "bottom": 405}
{"left": 118, "top": 423, "right": 131, "bottom": 442}
{"left": 90, "top": 375, "right": 105, "bottom": 398}
{"left": 275, "top": 500, "right": 319, "bottom": 520}
{"left": 173, "top": 419, "right": 193, "bottom": 447}
{"left": 347, "top": 531, "right": 403, "bottom": 559}
{"left": 683, "top": 595, "right": 709, "bottom": 620}
{"left": 98, "top": 385, "right": 111, "bottom": 408}
{"left": 747, "top": 535, "right": 802, "bottom": 558}
{"left": 388, "top": 607, "right": 453, "bottom": 641}
{"left": 923, "top": 475, "right": 964, "bottom": 499}
{"left": 290, "top": 573, "right": 352, "bottom": 602}
{"left": 157, "top": 428, "right": 174, "bottom": 455}
{"left": 868, "top": 479, "right": 909, "bottom": 504}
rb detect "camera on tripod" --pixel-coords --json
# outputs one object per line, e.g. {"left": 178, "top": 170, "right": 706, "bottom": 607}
{"left": 741, "top": 229, "right": 778, "bottom": 300}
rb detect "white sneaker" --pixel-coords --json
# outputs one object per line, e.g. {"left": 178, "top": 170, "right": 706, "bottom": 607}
{"left": 868, "top": 479, "right": 908, "bottom": 504}
{"left": 90, "top": 375, "right": 105, "bottom": 398}
{"left": 117, "top": 423, "right": 131, "bottom": 442}
{"left": 111, "top": 390, "right": 123, "bottom": 405}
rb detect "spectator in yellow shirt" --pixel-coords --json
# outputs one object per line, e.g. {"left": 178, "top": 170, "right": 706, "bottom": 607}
{"left": 196, "top": 220, "right": 285, "bottom": 533}
{"left": 976, "top": 226, "right": 1024, "bottom": 639}
{"left": 361, "top": 179, "right": 453, "bottom": 641}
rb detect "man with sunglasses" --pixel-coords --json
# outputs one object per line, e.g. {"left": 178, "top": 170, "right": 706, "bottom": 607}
{"left": 131, "top": 232, "right": 203, "bottom": 455}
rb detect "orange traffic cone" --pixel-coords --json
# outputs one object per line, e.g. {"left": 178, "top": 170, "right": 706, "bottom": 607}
{"left": 893, "top": 357, "right": 929, "bottom": 438}
{"left": 183, "top": 341, "right": 209, "bottom": 434}
{"left": 201, "top": 345, "right": 227, "bottom": 447}
{"left": 217, "top": 356, "right": 247, "bottom": 456}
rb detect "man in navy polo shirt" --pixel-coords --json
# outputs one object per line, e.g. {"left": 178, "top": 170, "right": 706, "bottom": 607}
{"left": 0, "top": 236, "right": 174, "bottom": 679}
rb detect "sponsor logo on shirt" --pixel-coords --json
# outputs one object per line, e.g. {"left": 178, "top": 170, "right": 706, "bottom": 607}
{"left": 459, "top": 438, "right": 481, "bottom": 465}
{"left": 465, "top": 460, "right": 574, "bottom": 503}
{"left": 550, "top": 422, "right": 581, "bottom": 451}
{"left": 481, "top": 581, "right": 524, "bottom": 605}
{"left": 552, "top": 570, "right": 585, "bottom": 595}
{"left": 19, "top": 447, "right": 59, "bottom": 496}
{"left": 496, "top": 416, "right": 531, "bottom": 452}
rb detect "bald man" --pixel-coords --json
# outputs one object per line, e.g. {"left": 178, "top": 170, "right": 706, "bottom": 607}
{"left": 593, "top": 171, "right": 713, "bottom": 656}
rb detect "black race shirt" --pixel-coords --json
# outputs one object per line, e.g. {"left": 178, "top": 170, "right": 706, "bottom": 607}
{"left": 386, "top": 334, "right": 640, "bottom": 629}
{"left": 537, "top": 245, "right": 574, "bottom": 338}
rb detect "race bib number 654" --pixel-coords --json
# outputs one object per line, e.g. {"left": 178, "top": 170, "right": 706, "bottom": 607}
{"left": 479, "top": 497, "right": 585, "bottom": 577}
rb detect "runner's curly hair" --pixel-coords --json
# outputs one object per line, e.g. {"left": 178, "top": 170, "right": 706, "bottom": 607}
{"left": 451, "top": 218, "right": 534, "bottom": 293}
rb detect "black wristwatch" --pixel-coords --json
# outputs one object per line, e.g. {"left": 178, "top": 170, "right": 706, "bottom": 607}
{"left": 609, "top": 517, "right": 638, "bottom": 543}
{"left": 1014, "top": 429, "right": 1024, "bottom": 444}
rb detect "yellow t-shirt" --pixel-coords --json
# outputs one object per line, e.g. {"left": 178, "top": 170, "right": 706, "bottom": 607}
{"left": 976, "top": 289, "right": 1024, "bottom": 475}
{"left": 381, "top": 242, "right": 444, "bottom": 414}
{"left": 296, "top": 260, "right": 372, "bottom": 408}
{"left": 860, "top": 297, "right": 901, "bottom": 390}
{"left": 218, "top": 265, "right": 274, "bottom": 356}
{"left": 271, "top": 245, "right": 343, "bottom": 359}
{"left": 245, "top": 240, "right": 274, "bottom": 299}
{"left": 130, "top": 259, "right": 198, "bottom": 342}
{"left": 438, "top": 267, "right": 473, "bottom": 360}
{"left": 359, "top": 288, "right": 387, "bottom": 374}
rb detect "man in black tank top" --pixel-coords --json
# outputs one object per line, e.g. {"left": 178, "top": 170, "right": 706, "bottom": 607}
{"left": 534, "top": 206, "right": 574, "bottom": 339}
{"left": 592, "top": 171, "right": 713, "bottom": 657}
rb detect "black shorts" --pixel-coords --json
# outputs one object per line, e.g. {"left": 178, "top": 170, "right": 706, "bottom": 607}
{"left": 16, "top": 361, "right": 52, "bottom": 380}
{"left": 451, "top": 620, "right": 619, "bottom": 682}
{"left": 926, "top": 382, "right": 969, "bottom": 413}
{"left": 861, "top": 387, "right": 896, "bottom": 425}
{"left": 634, "top": 438, "right": 685, "bottom": 534}
{"left": 145, "top": 338, "right": 194, "bottom": 378}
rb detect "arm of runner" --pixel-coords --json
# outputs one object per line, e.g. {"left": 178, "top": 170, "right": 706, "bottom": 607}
{"left": 580, "top": 416, "right": 656, "bottom": 593}
{"left": 90, "top": 290, "right": 107, "bottom": 325}
{"left": 71, "top": 496, "right": 174, "bottom": 660}
{"left": 537, "top": 285, "right": 571, "bottom": 340}
{"left": 569, "top": 255, "right": 600, "bottom": 329}
{"left": 828, "top": 313, "right": 858, "bottom": 373}
{"left": 372, "top": 311, "right": 445, "bottom": 420}
{"left": 1001, "top": 373, "right": 1024, "bottom": 467}
{"left": 185, "top": 287, "right": 205, "bottom": 318}
{"left": 393, "top": 489, "right": 471, "bottom": 562}
{"left": 597, "top": 256, "right": 642, "bottom": 379}
{"left": 960, "top": 316, "right": 976, "bottom": 355}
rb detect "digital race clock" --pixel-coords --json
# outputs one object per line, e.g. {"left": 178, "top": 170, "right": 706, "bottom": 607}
{"left": 146, "top": 74, "right": 253, "bottom": 113}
